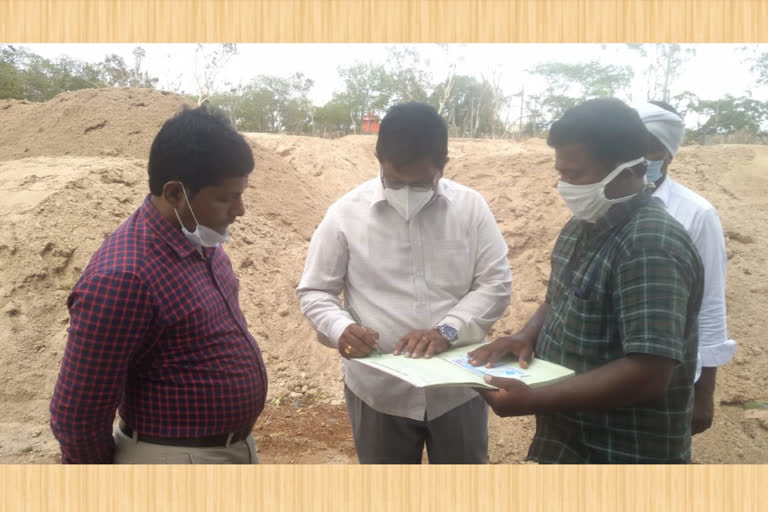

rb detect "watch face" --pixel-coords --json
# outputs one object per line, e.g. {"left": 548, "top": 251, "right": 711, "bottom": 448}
{"left": 441, "top": 324, "right": 458, "bottom": 341}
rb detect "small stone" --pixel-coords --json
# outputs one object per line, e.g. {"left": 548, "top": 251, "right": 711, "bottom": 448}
{"left": 300, "top": 372, "right": 307, "bottom": 380}
{"left": 20, "top": 446, "right": 33, "bottom": 453}
{"left": 306, "top": 389, "right": 319, "bottom": 396}
{"left": 301, "top": 385, "right": 309, "bottom": 393}
{"left": 330, "top": 399, "right": 343, "bottom": 406}
{"left": 289, "top": 392, "right": 303, "bottom": 399}
{"left": 2, "top": 302, "right": 20, "bottom": 316}
{"left": 278, "top": 309, "right": 289, "bottom": 317}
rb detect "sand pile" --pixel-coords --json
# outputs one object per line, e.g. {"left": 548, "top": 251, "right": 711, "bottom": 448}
{"left": 0, "top": 88, "right": 766, "bottom": 464}
{"left": 0, "top": 88, "right": 195, "bottom": 162}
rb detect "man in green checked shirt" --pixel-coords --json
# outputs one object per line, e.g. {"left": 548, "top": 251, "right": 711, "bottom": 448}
{"left": 469, "top": 98, "right": 704, "bottom": 464}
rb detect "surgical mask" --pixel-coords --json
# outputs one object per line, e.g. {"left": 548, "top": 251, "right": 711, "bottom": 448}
{"left": 173, "top": 183, "right": 230, "bottom": 247}
{"left": 380, "top": 168, "right": 439, "bottom": 221}
{"left": 557, "top": 157, "right": 645, "bottom": 223}
{"left": 645, "top": 158, "right": 665, "bottom": 183}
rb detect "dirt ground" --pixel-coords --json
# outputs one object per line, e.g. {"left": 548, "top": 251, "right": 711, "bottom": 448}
{"left": 0, "top": 89, "right": 766, "bottom": 464}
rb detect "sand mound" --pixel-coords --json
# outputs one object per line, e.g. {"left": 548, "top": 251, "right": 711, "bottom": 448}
{"left": 0, "top": 88, "right": 195, "bottom": 162}
{"left": 1, "top": 89, "right": 766, "bottom": 464}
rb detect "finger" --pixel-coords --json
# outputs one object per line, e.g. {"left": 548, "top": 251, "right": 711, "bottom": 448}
{"left": 486, "top": 350, "right": 505, "bottom": 368}
{"left": 476, "top": 388, "right": 494, "bottom": 401}
{"left": 394, "top": 334, "right": 411, "bottom": 355}
{"left": 360, "top": 327, "right": 378, "bottom": 348}
{"left": 403, "top": 332, "right": 425, "bottom": 357}
{"left": 476, "top": 388, "right": 502, "bottom": 409}
{"left": 410, "top": 335, "right": 431, "bottom": 359}
{"left": 484, "top": 375, "right": 519, "bottom": 391}
{"left": 364, "top": 328, "right": 380, "bottom": 347}
{"left": 424, "top": 339, "right": 441, "bottom": 359}
{"left": 346, "top": 328, "right": 375, "bottom": 353}
{"left": 518, "top": 345, "right": 534, "bottom": 369}
{"left": 339, "top": 343, "right": 356, "bottom": 360}
{"left": 467, "top": 347, "right": 491, "bottom": 366}
{"left": 347, "top": 341, "right": 373, "bottom": 359}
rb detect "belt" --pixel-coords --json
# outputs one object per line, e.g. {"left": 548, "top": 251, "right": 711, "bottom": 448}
{"left": 118, "top": 420, "right": 251, "bottom": 448}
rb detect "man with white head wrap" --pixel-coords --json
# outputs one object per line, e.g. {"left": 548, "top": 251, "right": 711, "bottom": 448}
{"left": 636, "top": 101, "right": 738, "bottom": 436}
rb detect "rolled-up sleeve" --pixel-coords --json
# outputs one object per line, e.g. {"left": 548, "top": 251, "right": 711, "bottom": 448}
{"left": 691, "top": 208, "right": 737, "bottom": 370}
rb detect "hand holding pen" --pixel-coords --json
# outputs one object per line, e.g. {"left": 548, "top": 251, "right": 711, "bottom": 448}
{"left": 342, "top": 307, "right": 381, "bottom": 358}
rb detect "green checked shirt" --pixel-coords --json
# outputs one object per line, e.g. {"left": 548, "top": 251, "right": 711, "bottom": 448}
{"left": 528, "top": 189, "right": 704, "bottom": 464}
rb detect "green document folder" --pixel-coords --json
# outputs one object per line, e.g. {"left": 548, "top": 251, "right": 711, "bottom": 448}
{"left": 353, "top": 342, "right": 574, "bottom": 389}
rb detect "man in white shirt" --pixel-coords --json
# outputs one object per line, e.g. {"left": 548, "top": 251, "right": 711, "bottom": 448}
{"left": 296, "top": 102, "right": 512, "bottom": 464}
{"left": 637, "top": 100, "right": 738, "bottom": 435}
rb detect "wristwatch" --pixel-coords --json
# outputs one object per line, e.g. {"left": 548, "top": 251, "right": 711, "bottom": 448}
{"left": 436, "top": 324, "right": 459, "bottom": 344}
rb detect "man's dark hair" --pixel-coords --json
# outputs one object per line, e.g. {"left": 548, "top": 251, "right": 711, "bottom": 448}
{"left": 148, "top": 106, "right": 254, "bottom": 196}
{"left": 547, "top": 98, "right": 649, "bottom": 170}
{"left": 376, "top": 102, "right": 448, "bottom": 169}
{"left": 649, "top": 100, "right": 682, "bottom": 118}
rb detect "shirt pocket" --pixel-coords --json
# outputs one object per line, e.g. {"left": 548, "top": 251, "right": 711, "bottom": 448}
{"left": 423, "top": 239, "right": 473, "bottom": 296}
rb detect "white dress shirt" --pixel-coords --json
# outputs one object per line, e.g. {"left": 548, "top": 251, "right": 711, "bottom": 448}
{"left": 297, "top": 177, "right": 512, "bottom": 421}
{"left": 653, "top": 177, "right": 738, "bottom": 381}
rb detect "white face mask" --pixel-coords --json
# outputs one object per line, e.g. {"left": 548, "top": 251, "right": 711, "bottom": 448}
{"left": 380, "top": 167, "right": 439, "bottom": 221}
{"left": 173, "top": 183, "right": 230, "bottom": 247}
{"left": 557, "top": 157, "right": 646, "bottom": 223}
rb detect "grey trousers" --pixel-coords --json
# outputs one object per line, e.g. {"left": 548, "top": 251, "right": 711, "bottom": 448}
{"left": 344, "top": 385, "right": 489, "bottom": 464}
{"left": 113, "top": 426, "right": 259, "bottom": 464}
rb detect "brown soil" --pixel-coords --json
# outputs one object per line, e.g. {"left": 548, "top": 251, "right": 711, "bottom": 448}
{"left": 1, "top": 88, "right": 766, "bottom": 464}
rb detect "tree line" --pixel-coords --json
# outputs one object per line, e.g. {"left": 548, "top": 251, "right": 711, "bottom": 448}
{"left": 2, "top": 44, "right": 767, "bottom": 144}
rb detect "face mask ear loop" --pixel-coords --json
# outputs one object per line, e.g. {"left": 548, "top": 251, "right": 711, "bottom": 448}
{"left": 178, "top": 183, "right": 201, "bottom": 227}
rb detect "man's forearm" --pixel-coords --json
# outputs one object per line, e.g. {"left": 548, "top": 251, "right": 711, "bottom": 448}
{"left": 526, "top": 354, "right": 674, "bottom": 415}
{"left": 519, "top": 303, "right": 551, "bottom": 342}
{"left": 695, "top": 367, "right": 717, "bottom": 396}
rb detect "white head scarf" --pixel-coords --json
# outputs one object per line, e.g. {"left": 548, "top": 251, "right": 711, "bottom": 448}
{"left": 634, "top": 102, "right": 686, "bottom": 156}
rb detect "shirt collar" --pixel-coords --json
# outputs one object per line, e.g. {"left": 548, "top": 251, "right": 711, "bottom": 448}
{"left": 141, "top": 194, "right": 201, "bottom": 259}
{"left": 369, "top": 177, "right": 454, "bottom": 208}
{"left": 651, "top": 176, "right": 673, "bottom": 207}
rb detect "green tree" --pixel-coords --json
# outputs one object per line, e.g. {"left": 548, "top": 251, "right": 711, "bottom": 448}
{"left": 529, "top": 60, "right": 634, "bottom": 124}
{"left": 689, "top": 95, "right": 768, "bottom": 139}
{"left": 314, "top": 100, "right": 352, "bottom": 137}
{"left": 384, "top": 46, "right": 433, "bottom": 105}
{"left": 752, "top": 51, "right": 768, "bottom": 86}
{"left": 209, "top": 72, "right": 314, "bottom": 134}
{"left": 194, "top": 43, "right": 238, "bottom": 105}
{"left": 335, "top": 62, "right": 392, "bottom": 132}
{"left": 627, "top": 44, "right": 696, "bottom": 102}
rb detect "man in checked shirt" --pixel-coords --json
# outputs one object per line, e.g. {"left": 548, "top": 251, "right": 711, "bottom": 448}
{"left": 50, "top": 106, "right": 267, "bottom": 464}
{"left": 470, "top": 98, "right": 705, "bottom": 463}
{"left": 297, "top": 102, "right": 512, "bottom": 464}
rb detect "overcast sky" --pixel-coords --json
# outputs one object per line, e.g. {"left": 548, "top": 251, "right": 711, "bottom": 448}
{"left": 19, "top": 43, "right": 768, "bottom": 128}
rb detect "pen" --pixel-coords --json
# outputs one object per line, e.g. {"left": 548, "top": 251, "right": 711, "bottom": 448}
{"left": 347, "top": 307, "right": 382, "bottom": 357}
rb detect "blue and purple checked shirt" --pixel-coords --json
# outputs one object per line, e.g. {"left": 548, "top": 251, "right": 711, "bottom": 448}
{"left": 50, "top": 196, "right": 268, "bottom": 463}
